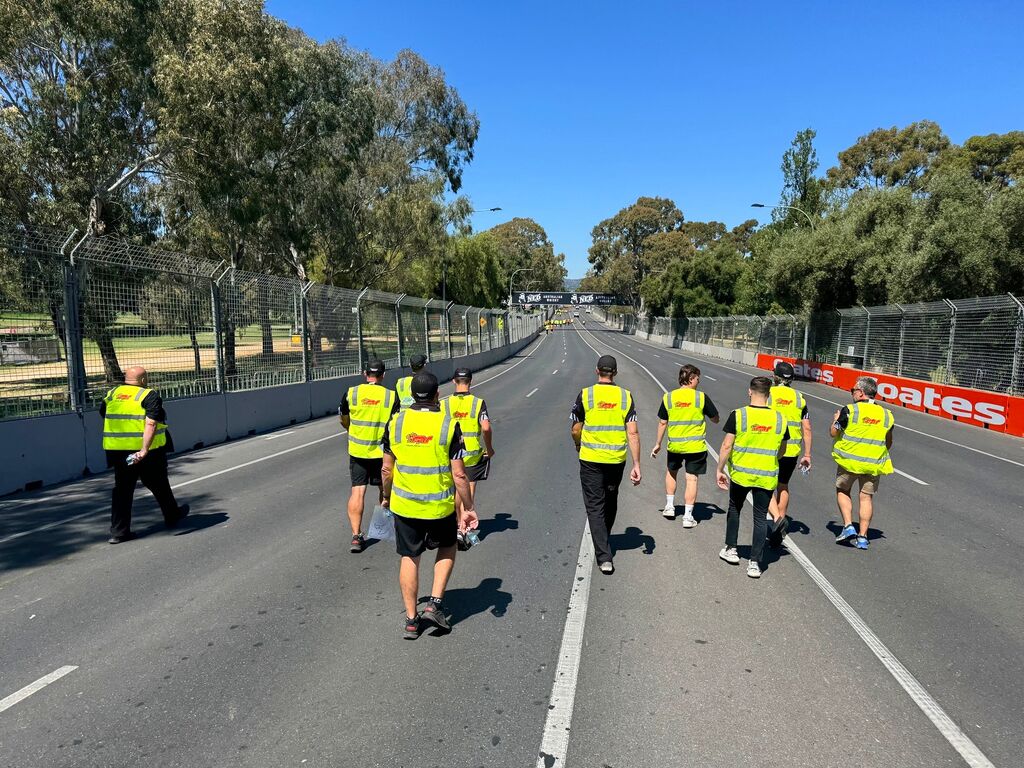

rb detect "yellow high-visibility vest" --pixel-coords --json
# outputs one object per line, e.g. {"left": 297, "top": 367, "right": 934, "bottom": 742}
{"left": 578, "top": 384, "right": 632, "bottom": 464}
{"left": 442, "top": 393, "right": 484, "bottom": 467}
{"left": 663, "top": 387, "right": 707, "bottom": 454}
{"left": 346, "top": 384, "right": 395, "bottom": 459}
{"left": 388, "top": 408, "right": 457, "bottom": 520}
{"left": 396, "top": 376, "right": 414, "bottom": 409}
{"left": 102, "top": 385, "right": 167, "bottom": 451}
{"left": 728, "top": 406, "right": 786, "bottom": 490}
{"left": 769, "top": 384, "right": 806, "bottom": 458}
{"left": 832, "top": 401, "right": 894, "bottom": 475}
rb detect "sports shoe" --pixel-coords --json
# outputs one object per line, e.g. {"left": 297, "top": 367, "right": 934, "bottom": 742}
{"left": 403, "top": 614, "right": 420, "bottom": 640}
{"left": 419, "top": 601, "right": 451, "bottom": 632}
{"left": 719, "top": 547, "right": 740, "bottom": 565}
{"left": 835, "top": 524, "right": 857, "bottom": 543}
{"left": 166, "top": 504, "right": 190, "bottom": 529}
{"left": 661, "top": 505, "right": 675, "bottom": 519}
{"left": 747, "top": 561, "right": 762, "bottom": 579}
{"left": 350, "top": 533, "right": 365, "bottom": 553}
{"left": 853, "top": 536, "right": 869, "bottom": 550}
{"left": 681, "top": 514, "right": 697, "bottom": 529}
{"left": 456, "top": 531, "right": 468, "bottom": 551}
{"left": 599, "top": 560, "right": 615, "bottom": 574}
{"left": 108, "top": 531, "right": 136, "bottom": 545}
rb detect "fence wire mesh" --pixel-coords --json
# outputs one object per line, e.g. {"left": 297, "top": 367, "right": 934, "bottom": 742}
{"left": 1, "top": 228, "right": 541, "bottom": 421}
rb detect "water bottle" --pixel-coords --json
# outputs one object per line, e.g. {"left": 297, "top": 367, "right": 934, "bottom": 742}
{"left": 465, "top": 529, "right": 481, "bottom": 547}
{"left": 800, "top": 464, "right": 810, "bottom": 478}
{"left": 126, "top": 452, "right": 139, "bottom": 466}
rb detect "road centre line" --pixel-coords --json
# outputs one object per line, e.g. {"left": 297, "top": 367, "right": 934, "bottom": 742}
{"left": 609, "top": 324, "right": 1023, "bottom": 471}
{"left": 264, "top": 430, "right": 295, "bottom": 440}
{"left": 552, "top": 369, "right": 559, "bottom": 375}
{"left": 579, "top": 325, "right": 994, "bottom": 763}
{"left": 0, "top": 666, "right": 78, "bottom": 714}
{"left": 894, "top": 468, "right": 928, "bottom": 485}
{"left": 526, "top": 388, "right": 539, "bottom": 398}
{"left": 0, "top": 336, "right": 548, "bottom": 546}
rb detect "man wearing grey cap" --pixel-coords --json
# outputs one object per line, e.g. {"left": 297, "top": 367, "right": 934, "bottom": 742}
{"left": 570, "top": 354, "right": 642, "bottom": 574}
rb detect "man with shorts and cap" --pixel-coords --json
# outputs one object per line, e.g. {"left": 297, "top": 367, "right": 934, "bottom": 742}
{"left": 570, "top": 354, "right": 642, "bottom": 574}
{"left": 339, "top": 359, "right": 398, "bottom": 553}
{"left": 766, "top": 361, "right": 812, "bottom": 547}
{"left": 651, "top": 363, "right": 720, "bottom": 527}
{"left": 443, "top": 367, "right": 495, "bottom": 548}
{"left": 395, "top": 354, "right": 428, "bottom": 409}
{"left": 381, "top": 372, "right": 476, "bottom": 639}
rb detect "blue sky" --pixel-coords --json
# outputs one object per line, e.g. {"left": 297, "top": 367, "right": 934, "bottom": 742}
{"left": 268, "top": 0, "right": 1024, "bottom": 278}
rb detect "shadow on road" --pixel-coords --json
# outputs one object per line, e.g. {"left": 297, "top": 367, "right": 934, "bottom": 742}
{"left": 610, "top": 525, "right": 655, "bottom": 555}
{"left": 431, "top": 577, "right": 513, "bottom": 628}
{"left": 477, "top": 512, "right": 518, "bottom": 540}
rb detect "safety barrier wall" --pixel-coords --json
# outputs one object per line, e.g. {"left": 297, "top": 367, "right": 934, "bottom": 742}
{"left": 0, "top": 328, "right": 540, "bottom": 495}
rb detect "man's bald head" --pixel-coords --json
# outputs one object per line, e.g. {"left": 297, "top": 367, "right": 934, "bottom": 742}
{"left": 125, "top": 366, "right": 148, "bottom": 385}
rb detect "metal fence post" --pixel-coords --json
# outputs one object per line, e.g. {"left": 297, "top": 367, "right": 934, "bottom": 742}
{"left": 1010, "top": 294, "right": 1024, "bottom": 396}
{"left": 356, "top": 287, "right": 368, "bottom": 372}
{"left": 423, "top": 305, "right": 431, "bottom": 361}
{"left": 835, "top": 311, "right": 844, "bottom": 362}
{"left": 64, "top": 234, "right": 90, "bottom": 409}
{"left": 446, "top": 302, "right": 454, "bottom": 358}
{"left": 944, "top": 298, "right": 957, "bottom": 380}
{"left": 802, "top": 317, "right": 809, "bottom": 360}
{"left": 300, "top": 281, "right": 313, "bottom": 382}
{"left": 211, "top": 270, "right": 227, "bottom": 392}
{"left": 394, "top": 294, "right": 406, "bottom": 367}
{"left": 861, "top": 305, "right": 872, "bottom": 369}
{"left": 895, "top": 304, "right": 906, "bottom": 376}
{"left": 476, "top": 308, "right": 484, "bottom": 352}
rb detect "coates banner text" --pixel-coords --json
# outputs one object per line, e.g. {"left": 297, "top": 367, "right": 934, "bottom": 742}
{"left": 756, "top": 354, "right": 1024, "bottom": 437}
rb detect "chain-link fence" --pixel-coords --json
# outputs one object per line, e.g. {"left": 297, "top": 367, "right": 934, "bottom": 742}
{"left": 0, "top": 227, "right": 542, "bottom": 421}
{"left": 594, "top": 294, "right": 1024, "bottom": 397}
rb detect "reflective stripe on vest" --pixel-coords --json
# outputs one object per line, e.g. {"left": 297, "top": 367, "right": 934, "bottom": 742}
{"left": 832, "top": 401, "right": 894, "bottom": 476}
{"left": 579, "top": 384, "right": 631, "bottom": 464}
{"left": 389, "top": 409, "right": 457, "bottom": 519}
{"left": 347, "top": 384, "right": 394, "bottom": 459}
{"left": 663, "top": 388, "right": 707, "bottom": 454}
{"left": 101, "top": 385, "right": 168, "bottom": 451}
{"left": 442, "top": 394, "right": 484, "bottom": 466}
{"left": 396, "top": 377, "right": 414, "bottom": 409}
{"left": 728, "top": 407, "right": 785, "bottom": 490}
{"left": 769, "top": 385, "right": 805, "bottom": 458}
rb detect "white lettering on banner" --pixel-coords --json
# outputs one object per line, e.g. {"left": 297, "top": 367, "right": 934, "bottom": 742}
{"left": 773, "top": 358, "right": 834, "bottom": 385}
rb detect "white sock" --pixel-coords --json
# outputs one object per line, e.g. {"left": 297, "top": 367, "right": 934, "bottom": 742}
{"left": 684, "top": 504, "right": 694, "bottom": 516}
{"left": 665, "top": 495, "right": 674, "bottom": 508}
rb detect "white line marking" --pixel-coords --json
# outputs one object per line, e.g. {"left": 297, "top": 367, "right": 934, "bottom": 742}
{"left": 473, "top": 333, "right": 548, "bottom": 387}
{"left": 526, "top": 388, "right": 539, "bottom": 398}
{"left": 782, "top": 538, "right": 996, "bottom": 768}
{"left": 894, "top": 468, "right": 928, "bottom": 485}
{"left": 552, "top": 369, "right": 559, "bottom": 375}
{"left": 0, "top": 666, "right": 78, "bottom": 714}
{"left": 702, "top": 374, "right": 717, "bottom": 381}
{"left": 264, "top": 430, "right": 295, "bottom": 440}
{"left": 535, "top": 523, "right": 594, "bottom": 768}
{"left": 653, "top": 353, "right": 661, "bottom": 358}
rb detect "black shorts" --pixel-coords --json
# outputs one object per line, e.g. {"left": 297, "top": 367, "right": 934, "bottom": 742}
{"left": 667, "top": 450, "right": 708, "bottom": 476}
{"left": 393, "top": 512, "right": 458, "bottom": 557}
{"left": 778, "top": 456, "right": 798, "bottom": 484}
{"left": 349, "top": 456, "right": 383, "bottom": 487}
{"left": 465, "top": 457, "right": 490, "bottom": 482}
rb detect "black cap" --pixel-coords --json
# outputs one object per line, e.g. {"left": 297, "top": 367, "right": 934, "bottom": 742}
{"left": 453, "top": 366, "right": 472, "bottom": 381}
{"left": 409, "top": 354, "right": 427, "bottom": 371}
{"left": 411, "top": 371, "right": 439, "bottom": 401}
{"left": 774, "top": 361, "right": 795, "bottom": 380}
{"left": 364, "top": 359, "right": 385, "bottom": 375}
{"left": 596, "top": 354, "right": 617, "bottom": 373}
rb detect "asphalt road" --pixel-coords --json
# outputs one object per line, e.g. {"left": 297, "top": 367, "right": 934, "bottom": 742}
{"left": 0, "top": 322, "right": 1020, "bottom": 767}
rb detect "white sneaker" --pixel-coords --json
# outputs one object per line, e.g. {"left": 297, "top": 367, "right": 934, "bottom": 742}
{"left": 747, "top": 561, "right": 762, "bottom": 579}
{"left": 719, "top": 547, "right": 740, "bottom": 565}
{"left": 681, "top": 514, "right": 697, "bottom": 528}
{"left": 599, "top": 560, "right": 615, "bottom": 574}
{"left": 661, "top": 505, "right": 676, "bottom": 519}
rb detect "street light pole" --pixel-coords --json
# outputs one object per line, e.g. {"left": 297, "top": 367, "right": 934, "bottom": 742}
{"left": 751, "top": 202, "right": 815, "bottom": 229}
{"left": 508, "top": 267, "right": 533, "bottom": 309}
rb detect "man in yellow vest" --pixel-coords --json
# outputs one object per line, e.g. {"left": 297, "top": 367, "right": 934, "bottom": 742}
{"left": 339, "top": 359, "right": 398, "bottom": 553}
{"left": 766, "top": 361, "right": 812, "bottom": 547}
{"left": 381, "top": 372, "right": 476, "bottom": 639}
{"left": 443, "top": 367, "right": 495, "bottom": 548}
{"left": 570, "top": 354, "right": 642, "bottom": 575}
{"left": 99, "top": 365, "right": 189, "bottom": 544}
{"left": 715, "top": 376, "right": 788, "bottom": 578}
{"left": 395, "top": 354, "right": 427, "bottom": 410}
{"left": 650, "top": 363, "right": 720, "bottom": 527}
{"left": 830, "top": 376, "right": 895, "bottom": 551}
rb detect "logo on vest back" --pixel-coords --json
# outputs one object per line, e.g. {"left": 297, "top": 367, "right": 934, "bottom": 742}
{"left": 775, "top": 397, "right": 793, "bottom": 407}
{"left": 452, "top": 411, "right": 469, "bottom": 419}
{"left": 406, "top": 433, "right": 434, "bottom": 445}
{"left": 862, "top": 416, "right": 881, "bottom": 425}
{"left": 751, "top": 424, "right": 772, "bottom": 433}
{"left": 597, "top": 401, "right": 618, "bottom": 410}
{"left": 673, "top": 401, "right": 691, "bottom": 408}
{"left": 361, "top": 398, "right": 381, "bottom": 406}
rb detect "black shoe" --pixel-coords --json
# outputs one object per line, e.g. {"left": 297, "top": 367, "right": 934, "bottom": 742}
{"left": 108, "top": 531, "right": 136, "bottom": 544}
{"left": 403, "top": 614, "right": 421, "bottom": 640}
{"left": 350, "top": 534, "right": 365, "bottom": 553}
{"left": 419, "top": 601, "right": 451, "bottom": 632}
{"left": 166, "top": 504, "right": 190, "bottom": 529}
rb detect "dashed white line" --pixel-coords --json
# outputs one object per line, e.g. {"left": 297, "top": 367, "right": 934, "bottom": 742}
{"left": 0, "top": 666, "right": 78, "bottom": 714}
{"left": 264, "top": 430, "right": 295, "bottom": 440}
{"left": 652, "top": 353, "right": 661, "bottom": 357}
{"left": 552, "top": 369, "right": 559, "bottom": 375}
{"left": 526, "top": 388, "right": 539, "bottom": 398}
{"left": 894, "top": 468, "right": 928, "bottom": 485}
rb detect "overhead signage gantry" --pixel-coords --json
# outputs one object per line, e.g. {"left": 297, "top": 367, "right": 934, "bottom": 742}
{"left": 512, "top": 291, "right": 623, "bottom": 306}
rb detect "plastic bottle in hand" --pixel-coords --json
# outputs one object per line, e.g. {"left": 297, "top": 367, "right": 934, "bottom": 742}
{"left": 465, "top": 529, "right": 481, "bottom": 547}
{"left": 126, "top": 452, "right": 140, "bottom": 466}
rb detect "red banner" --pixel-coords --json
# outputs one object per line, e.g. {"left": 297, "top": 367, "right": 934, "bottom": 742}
{"left": 756, "top": 354, "right": 1024, "bottom": 437}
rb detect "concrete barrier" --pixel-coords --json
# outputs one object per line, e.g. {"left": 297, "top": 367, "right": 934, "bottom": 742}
{"left": 0, "top": 330, "right": 539, "bottom": 496}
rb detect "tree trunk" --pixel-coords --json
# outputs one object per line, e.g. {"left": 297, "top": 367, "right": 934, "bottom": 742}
{"left": 224, "top": 319, "right": 237, "bottom": 378}
{"left": 258, "top": 297, "right": 274, "bottom": 357}
{"left": 189, "top": 324, "right": 201, "bottom": 376}
{"left": 93, "top": 327, "right": 123, "bottom": 383}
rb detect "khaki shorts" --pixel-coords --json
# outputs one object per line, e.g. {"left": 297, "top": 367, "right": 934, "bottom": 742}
{"left": 836, "top": 468, "right": 881, "bottom": 495}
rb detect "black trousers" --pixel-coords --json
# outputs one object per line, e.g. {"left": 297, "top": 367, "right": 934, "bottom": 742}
{"left": 107, "top": 448, "right": 180, "bottom": 536}
{"left": 725, "top": 482, "right": 772, "bottom": 564}
{"left": 579, "top": 459, "right": 626, "bottom": 564}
